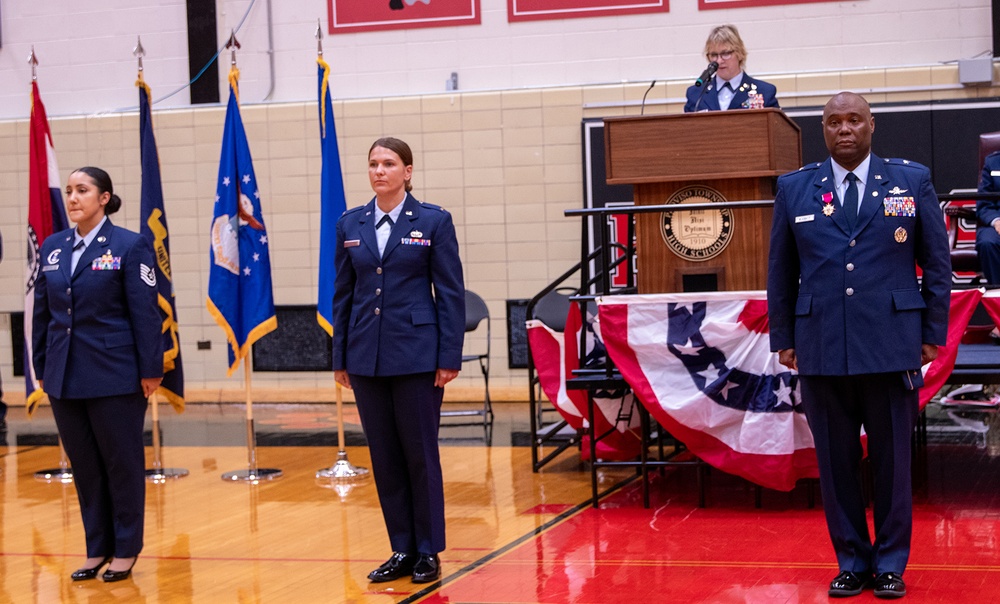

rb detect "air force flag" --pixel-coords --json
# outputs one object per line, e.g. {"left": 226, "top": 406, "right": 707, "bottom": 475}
{"left": 206, "top": 68, "right": 277, "bottom": 375}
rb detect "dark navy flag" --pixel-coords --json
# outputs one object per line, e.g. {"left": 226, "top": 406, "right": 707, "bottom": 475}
{"left": 25, "top": 81, "right": 69, "bottom": 415}
{"left": 206, "top": 69, "right": 277, "bottom": 375}
{"left": 138, "top": 79, "right": 185, "bottom": 411}
{"left": 316, "top": 57, "right": 348, "bottom": 336}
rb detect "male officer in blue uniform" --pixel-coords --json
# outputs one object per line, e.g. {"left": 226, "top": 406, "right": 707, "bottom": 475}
{"left": 975, "top": 150, "right": 1000, "bottom": 283}
{"left": 684, "top": 24, "right": 779, "bottom": 113}
{"left": 767, "top": 92, "right": 951, "bottom": 599}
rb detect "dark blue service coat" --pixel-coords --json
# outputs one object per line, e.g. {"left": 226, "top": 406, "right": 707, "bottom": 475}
{"left": 684, "top": 73, "right": 779, "bottom": 113}
{"left": 33, "top": 219, "right": 163, "bottom": 398}
{"left": 975, "top": 150, "right": 1000, "bottom": 283}
{"left": 767, "top": 155, "right": 951, "bottom": 376}
{"left": 332, "top": 194, "right": 465, "bottom": 376}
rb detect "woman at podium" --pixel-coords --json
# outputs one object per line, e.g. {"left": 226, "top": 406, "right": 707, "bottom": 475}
{"left": 684, "top": 24, "right": 779, "bottom": 113}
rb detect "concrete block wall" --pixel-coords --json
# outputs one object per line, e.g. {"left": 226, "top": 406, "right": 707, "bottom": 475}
{"left": 3, "top": 63, "right": 1000, "bottom": 405}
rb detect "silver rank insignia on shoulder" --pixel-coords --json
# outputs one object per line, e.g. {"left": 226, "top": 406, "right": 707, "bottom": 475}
{"left": 410, "top": 230, "right": 423, "bottom": 238}
{"left": 97, "top": 236, "right": 106, "bottom": 243}
{"left": 405, "top": 211, "right": 413, "bottom": 216}
{"left": 894, "top": 227, "right": 907, "bottom": 243}
{"left": 887, "top": 186, "right": 908, "bottom": 195}
{"left": 874, "top": 174, "right": 882, "bottom": 180}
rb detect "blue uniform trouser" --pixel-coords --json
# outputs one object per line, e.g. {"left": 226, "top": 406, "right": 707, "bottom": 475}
{"left": 976, "top": 225, "right": 1000, "bottom": 284}
{"left": 351, "top": 372, "right": 446, "bottom": 555}
{"left": 800, "top": 373, "right": 919, "bottom": 576}
{"left": 50, "top": 392, "right": 148, "bottom": 558}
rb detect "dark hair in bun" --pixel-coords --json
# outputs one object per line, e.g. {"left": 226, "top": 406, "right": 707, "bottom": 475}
{"left": 73, "top": 166, "right": 121, "bottom": 215}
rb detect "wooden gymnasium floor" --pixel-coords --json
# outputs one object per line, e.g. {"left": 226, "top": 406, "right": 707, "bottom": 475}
{"left": 1, "top": 400, "right": 1000, "bottom": 603}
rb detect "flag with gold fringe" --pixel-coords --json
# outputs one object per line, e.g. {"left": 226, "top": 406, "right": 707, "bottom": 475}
{"left": 25, "top": 81, "right": 69, "bottom": 415}
{"left": 316, "top": 56, "right": 348, "bottom": 336}
{"left": 138, "top": 78, "right": 185, "bottom": 411}
{"left": 206, "top": 66, "right": 277, "bottom": 375}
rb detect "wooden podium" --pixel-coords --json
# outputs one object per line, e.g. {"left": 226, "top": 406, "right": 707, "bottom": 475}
{"left": 603, "top": 109, "right": 801, "bottom": 293}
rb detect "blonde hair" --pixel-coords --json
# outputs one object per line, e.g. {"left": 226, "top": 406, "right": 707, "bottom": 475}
{"left": 704, "top": 24, "right": 747, "bottom": 70}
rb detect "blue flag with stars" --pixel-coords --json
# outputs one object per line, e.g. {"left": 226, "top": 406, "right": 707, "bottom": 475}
{"left": 207, "top": 67, "right": 277, "bottom": 375}
{"left": 316, "top": 56, "right": 348, "bottom": 337}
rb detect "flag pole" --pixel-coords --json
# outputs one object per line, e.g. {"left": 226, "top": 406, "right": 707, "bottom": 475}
{"left": 35, "top": 439, "right": 74, "bottom": 483}
{"left": 316, "top": 382, "right": 369, "bottom": 483}
{"left": 312, "top": 19, "right": 368, "bottom": 487}
{"left": 133, "top": 36, "right": 188, "bottom": 482}
{"left": 26, "top": 49, "right": 73, "bottom": 485}
{"left": 222, "top": 354, "right": 281, "bottom": 482}
{"left": 145, "top": 391, "right": 188, "bottom": 482}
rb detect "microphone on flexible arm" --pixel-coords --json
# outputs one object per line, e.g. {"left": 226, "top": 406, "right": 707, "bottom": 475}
{"left": 693, "top": 61, "right": 719, "bottom": 112}
{"left": 639, "top": 80, "right": 657, "bottom": 116}
{"left": 695, "top": 61, "right": 719, "bottom": 87}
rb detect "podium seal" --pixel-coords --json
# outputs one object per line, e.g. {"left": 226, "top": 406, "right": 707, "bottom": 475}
{"left": 660, "top": 185, "right": 734, "bottom": 262}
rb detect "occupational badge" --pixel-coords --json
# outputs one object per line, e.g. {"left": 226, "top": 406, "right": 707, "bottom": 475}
{"left": 894, "top": 227, "right": 907, "bottom": 243}
{"left": 410, "top": 230, "right": 423, "bottom": 238}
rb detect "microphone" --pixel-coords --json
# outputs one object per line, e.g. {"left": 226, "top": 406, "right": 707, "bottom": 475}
{"left": 695, "top": 62, "right": 719, "bottom": 88}
{"left": 640, "top": 80, "right": 656, "bottom": 116}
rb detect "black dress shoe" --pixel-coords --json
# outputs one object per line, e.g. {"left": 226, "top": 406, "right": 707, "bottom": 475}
{"left": 411, "top": 553, "right": 441, "bottom": 583}
{"left": 101, "top": 558, "right": 137, "bottom": 583}
{"left": 874, "top": 572, "right": 906, "bottom": 599}
{"left": 829, "top": 570, "right": 873, "bottom": 597}
{"left": 71, "top": 556, "right": 111, "bottom": 581}
{"left": 368, "top": 552, "right": 417, "bottom": 583}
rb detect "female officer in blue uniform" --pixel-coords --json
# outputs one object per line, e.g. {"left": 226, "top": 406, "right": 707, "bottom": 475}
{"left": 684, "top": 24, "right": 779, "bottom": 113}
{"left": 332, "top": 137, "right": 465, "bottom": 584}
{"left": 33, "top": 167, "right": 162, "bottom": 583}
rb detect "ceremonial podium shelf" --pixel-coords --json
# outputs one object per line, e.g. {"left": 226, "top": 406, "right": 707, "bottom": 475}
{"left": 566, "top": 369, "right": 706, "bottom": 509}
{"left": 603, "top": 108, "right": 801, "bottom": 293}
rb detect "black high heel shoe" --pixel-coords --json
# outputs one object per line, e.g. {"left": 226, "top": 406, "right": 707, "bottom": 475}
{"left": 101, "top": 557, "right": 137, "bottom": 583}
{"left": 71, "top": 556, "right": 111, "bottom": 581}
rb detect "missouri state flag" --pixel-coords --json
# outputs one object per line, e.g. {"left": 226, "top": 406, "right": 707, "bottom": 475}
{"left": 316, "top": 55, "right": 348, "bottom": 336}
{"left": 137, "top": 78, "right": 185, "bottom": 411}
{"left": 206, "top": 67, "right": 277, "bottom": 375}
{"left": 25, "top": 81, "right": 69, "bottom": 415}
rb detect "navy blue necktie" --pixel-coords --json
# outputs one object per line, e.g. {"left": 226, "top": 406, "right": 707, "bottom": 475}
{"left": 843, "top": 172, "right": 859, "bottom": 230}
{"left": 376, "top": 214, "right": 394, "bottom": 229}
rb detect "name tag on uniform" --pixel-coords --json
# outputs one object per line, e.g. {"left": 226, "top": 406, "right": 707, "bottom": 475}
{"left": 401, "top": 237, "right": 431, "bottom": 246}
{"left": 992, "top": 171, "right": 1000, "bottom": 176}
{"left": 795, "top": 214, "right": 815, "bottom": 223}
{"left": 343, "top": 239, "right": 360, "bottom": 248}
{"left": 42, "top": 264, "right": 60, "bottom": 272}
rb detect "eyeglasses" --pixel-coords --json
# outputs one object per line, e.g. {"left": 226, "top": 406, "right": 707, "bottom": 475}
{"left": 706, "top": 50, "right": 735, "bottom": 61}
